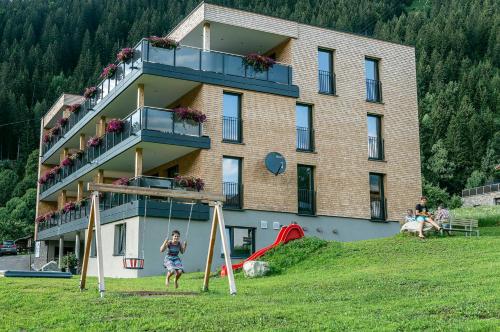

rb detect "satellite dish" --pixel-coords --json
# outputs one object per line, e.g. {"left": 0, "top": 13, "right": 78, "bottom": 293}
{"left": 265, "top": 152, "right": 286, "bottom": 175}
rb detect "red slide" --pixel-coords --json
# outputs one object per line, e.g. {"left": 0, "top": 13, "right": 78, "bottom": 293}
{"left": 220, "top": 223, "right": 305, "bottom": 277}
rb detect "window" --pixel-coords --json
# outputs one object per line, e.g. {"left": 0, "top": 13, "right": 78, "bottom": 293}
{"left": 367, "top": 115, "right": 383, "bottom": 160}
{"left": 318, "top": 49, "right": 335, "bottom": 94}
{"left": 365, "top": 58, "right": 381, "bottom": 102}
{"left": 296, "top": 104, "right": 314, "bottom": 152}
{"left": 114, "top": 223, "right": 126, "bottom": 256}
{"left": 223, "top": 227, "right": 255, "bottom": 258}
{"left": 297, "top": 165, "right": 315, "bottom": 215}
{"left": 167, "top": 165, "right": 179, "bottom": 178}
{"left": 370, "top": 173, "right": 386, "bottom": 220}
{"left": 90, "top": 231, "right": 96, "bottom": 257}
{"left": 222, "top": 92, "right": 242, "bottom": 143}
{"left": 223, "top": 157, "right": 242, "bottom": 209}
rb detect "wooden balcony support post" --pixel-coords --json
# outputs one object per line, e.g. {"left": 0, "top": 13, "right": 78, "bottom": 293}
{"left": 58, "top": 236, "right": 64, "bottom": 269}
{"left": 98, "top": 117, "right": 106, "bottom": 137}
{"left": 59, "top": 190, "right": 67, "bottom": 210}
{"left": 79, "top": 134, "right": 86, "bottom": 150}
{"left": 77, "top": 181, "right": 84, "bottom": 201}
{"left": 135, "top": 148, "right": 143, "bottom": 177}
{"left": 137, "top": 84, "right": 145, "bottom": 108}
{"left": 96, "top": 170, "right": 104, "bottom": 184}
{"left": 203, "top": 22, "right": 211, "bottom": 51}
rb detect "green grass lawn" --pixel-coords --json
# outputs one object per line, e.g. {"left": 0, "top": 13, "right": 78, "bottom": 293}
{"left": 1, "top": 228, "right": 499, "bottom": 331}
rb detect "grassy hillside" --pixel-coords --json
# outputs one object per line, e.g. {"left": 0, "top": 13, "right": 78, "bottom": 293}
{"left": 1, "top": 230, "right": 499, "bottom": 331}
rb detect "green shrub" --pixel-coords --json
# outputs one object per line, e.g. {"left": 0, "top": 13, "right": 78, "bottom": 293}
{"left": 262, "top": 237, "right": 328, "bottom": 275}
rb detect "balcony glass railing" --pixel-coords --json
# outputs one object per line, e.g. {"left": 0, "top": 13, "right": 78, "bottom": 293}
{"left": 40, "top": 107, "right": 203, "bottom": 194}
{"left": 42, "top": 39, "right": 293, "bottom": 157}
{"left": 38, "top": 176, "right": 197, "bottom": 232}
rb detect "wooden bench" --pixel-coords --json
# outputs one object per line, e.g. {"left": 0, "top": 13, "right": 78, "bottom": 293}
{"left": 441, "top": 218, "right": 479, "bottom": 237}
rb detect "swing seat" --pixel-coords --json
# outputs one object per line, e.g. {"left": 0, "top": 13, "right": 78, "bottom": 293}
{"left": 123, "top": 257, "right": 145, "bottom": 269}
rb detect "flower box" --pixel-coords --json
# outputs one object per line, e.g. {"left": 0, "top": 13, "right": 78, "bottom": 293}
{"left": 117, "top": 48, "right": 134, "bottom": 62}
{"left": 61, "top": 157, "right": 73, "bottom": 167}
{"left": 87, "top": 136, "right": 102, "bottom": 148}
{"left": 147, "top": 36, "right": 179, "bottom": 49}
{"left": 172, "top": 107, "right": 207, "bottom": 124}
{"left": 100, "top": 63, "right": 118, "bottom": 79}
{"left": 174, "top": 175, "right": 205, "bottom": 192}
{"left": 242, "top": 53, "right": 276, "bottom": 72}
{"left": 106, "top": 119, "right": 125, "bottom": 133}
{"left": 112, "top": 177, "right": 129, "bottom": 186}
{"left": 84, "top": 86, "right": 98, "bottom": 99}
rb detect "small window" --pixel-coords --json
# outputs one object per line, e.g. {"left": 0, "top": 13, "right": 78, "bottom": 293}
{"left": 318, "top": 49, "right": 335, "bottom": 94}
{"left": 222, "top": 92, "right": 242, "bottom": 143}
{"left": 90, "top": 231, "right": 96, "bottom": 257}
{"left": 223, "top": 227, "right": 255, "bottom": 258}
{"left": 370, "top": 173, "right": 386, "bottom": 220}
{"left": 365, "top": 58, "right": 382, "bottom": 102}
{"left": 296, "top": 104, "right": 314, "bottom": 151}
{"left": 367, "top": 115, "right": 383, "bottom": 160}
{"left": 114, "top": 223, "right": 126, "bottom": 256}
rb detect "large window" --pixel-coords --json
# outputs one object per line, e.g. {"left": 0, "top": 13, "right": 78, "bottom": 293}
{"left": 223, "top": 157, "right": 242, "bottom": 209}
{"left": 367, "top": 115, "right": 383, "bottom": 160}
{"left": 370, "top": 173, "right": 386, "bottom": 220}
{"left": 296, "top": 104, "right": 314, "bottom": 151}
{"left": 222, "top": 227, "right": 255, "bottom": 258}
{"left": 318, "top": 49, "right": 335, "bottom": 94}
{"left": 365, "top": 58, "right": 382, "bottom": 102}
{"left": 298, "top": 165, "right": 315, "bottom": 215}
{"left": 222, "top": 92, "right": 242, "bottom": 143}
{"left": 114, "top": 223, "right": 126, "bottom": 256}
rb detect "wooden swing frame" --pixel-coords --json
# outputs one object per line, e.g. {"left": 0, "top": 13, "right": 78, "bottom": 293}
{"left": 79, "top": 183, "right": 236, "bottom": 298}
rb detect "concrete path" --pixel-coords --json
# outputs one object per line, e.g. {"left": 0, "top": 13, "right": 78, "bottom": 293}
{"left": 0, "top": 254, "right": 32, "bottom": 271}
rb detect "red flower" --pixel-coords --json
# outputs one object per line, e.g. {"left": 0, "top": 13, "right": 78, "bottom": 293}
{"left": 174, "top": 176, "right": 205, "bottom": 192}
{"left": 243, "top": 53, "right": 276, "bottom": 72}
{"left": 106, "top": 119, "right": 124, "bottom": 133}
{"left": 117, "top": 48, "right": 134, "bottom": 62}
{"left": 87, "top": 136, "right": 102, "bottom": 148}
{"left": 147, "top": 36, "right": 179, "bottom": 49}
{"left": 68, "top": 104, "right": 81, "bottom": 113}
{"left": 100, "top": 63, "right": 118, "bottom": 79}
{"left": 172, "top": 107, "right": 207, "bottom": 124}
{"left": 42, "top": 132, "right": 52, "bottom": 143}
{"left": 84, "top": 86, "right": 97, "bottom": 99}
{"left": 57, "top": 117, "right": 68, "bottom": 127}
{"left": 63, "top": 202, "right": 76, "bottom": 213}
{"left": 61, "top": 157, "right": 73, "bottom": 167}
{"left": 35, "top": 215, "right": 45, "bottom": 223}
{"left": 112, "top": 177, "right": 129, "bottom": 186}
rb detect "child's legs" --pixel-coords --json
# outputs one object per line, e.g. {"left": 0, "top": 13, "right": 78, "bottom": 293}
{"left": 426, "top": 217, "right": 440, "bottom": 230}
{"left": 175, "top": 270, "right": 182, "bottom": 280}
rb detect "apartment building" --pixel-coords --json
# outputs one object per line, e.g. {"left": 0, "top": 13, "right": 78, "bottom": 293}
{"left": 34, "top": 2, "right": 421, "bottom": 277}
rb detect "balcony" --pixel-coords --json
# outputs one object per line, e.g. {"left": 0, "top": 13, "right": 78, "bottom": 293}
{"left": 39, "top": 106, "right": 209, "bottom": 199}
{"left": 37, "top": 176, "right": 210, "bottom": 240}
{"left": 368, "top": 136, "right": 384, "bottom": 160}
{"left": 366, "top": 79, "right": 382, "bottom": 102}
{"left": 370, "top": 197, "right": 387, "bottom": 221}
{"left": 298, "top": 189, "right": 316, "bottom": 215}
{"left": 318, "top": 70, "right": 336, "bottom": 95}
{"left": 296, "top": 127, "right": 314, "bottom": 152}
{"left": 223, "top": 182, "right": 243, "bottom": 209}
{"left": 41, "top": 38, "right": 298, "bottom": 160}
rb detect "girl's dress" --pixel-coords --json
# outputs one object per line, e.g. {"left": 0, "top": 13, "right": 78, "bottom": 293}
{"left": 163, "top": 241, "right": 184, "bottom": 272}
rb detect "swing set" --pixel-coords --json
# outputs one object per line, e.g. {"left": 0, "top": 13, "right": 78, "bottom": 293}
{"left": 79, "top": 182, "right": 236, "bottom": 297}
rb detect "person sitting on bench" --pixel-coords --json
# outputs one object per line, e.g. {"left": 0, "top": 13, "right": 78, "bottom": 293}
{"left": 415, "top": 196, "right": 441, "bottom": 239}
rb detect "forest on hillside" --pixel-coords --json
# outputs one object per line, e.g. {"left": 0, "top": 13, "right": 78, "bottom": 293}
{"left": 0, "top": 0, "right": 498, "bottom": 239}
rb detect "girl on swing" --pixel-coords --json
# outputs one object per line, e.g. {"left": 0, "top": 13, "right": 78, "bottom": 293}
{"left": 160, "top": 230, "right": 187, "bottom": 288}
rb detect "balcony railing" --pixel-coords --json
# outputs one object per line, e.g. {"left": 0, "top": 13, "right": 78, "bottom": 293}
{"left": 370, "top": 197, "right": 387, "bottom": 220}
{"left": 222, "top": 116, "right": 242, "bottom": 143}
{"left": 366, "top": 79, "right": 382, "bottom": 102}
{"left": 41, "top": 39, "right": 293, "bottom": 157}
{"left": 40, "top": 107, "right": 203, "bottom": 194}
{"left": 38, "top": 176, "right": 200, "bottom": 232}
{"left": 318, "top": 70, "right": 335, "bottom": 94}
{"left": 298, "top": 189, "right": 315, "bottom": 215}
{"left": 462, "top": 183, "right": 500, "bottom": 197}
{"left": 368, "top": 136, "right": 384, "bottom": 160}
{"left": 296, "top": 127, "right": 314, "bottom": 152}
{"left": 223, "top": 182, "right": 243, "bottom": 209}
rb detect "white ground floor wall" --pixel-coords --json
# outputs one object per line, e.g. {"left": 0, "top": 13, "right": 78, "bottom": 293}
{"left": 40, "top": 208, "right": 400, "bottom": 278}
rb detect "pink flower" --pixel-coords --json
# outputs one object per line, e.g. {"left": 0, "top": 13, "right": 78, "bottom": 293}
{"left": 84, "top": 86, "right": 97, "bottom": 99}
{"left": 117, "top": 48, "right": 134, "bottom": 62}
{"left": 35, "top": 215, "right": 45, "bottom": 223}
{"left": 112, "top": 177, "right": 129, "bottom": 186}
{"left": 172, "top": 107, "right": 207, "bottom": 124}
{"left": 61, "top": 157, "right": 73, "bottom": 167}
{"left": 100, "top": 63, "right": 118, "bottom": 79}
{"left": 63, "top": 202, "right": 76, "bottom": 213}
{"left": 243, "top": 53, "right": 276, "bottom": 72}
{"left": 87, "top": 136, "right": 102, "bottom": 148}
{"left": 174, "top": 176, "right": 205, "bottom": 192}
{"left": 57, "top": 117, "right": 68, "bottom": 127}
{"left": 42, "top": 132, "right": 52, "bottom": 143}
{"left": 106, "top": 119, "right": 124, "bottom": 133}
{"left": 38, "top": 174, "right": 48, "bottom": 185}
{"left": 68, "top": 104, "right": 81, "bottom": 113}
{"left": 147, "top": 36, "right": 179, "bottom": 49}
